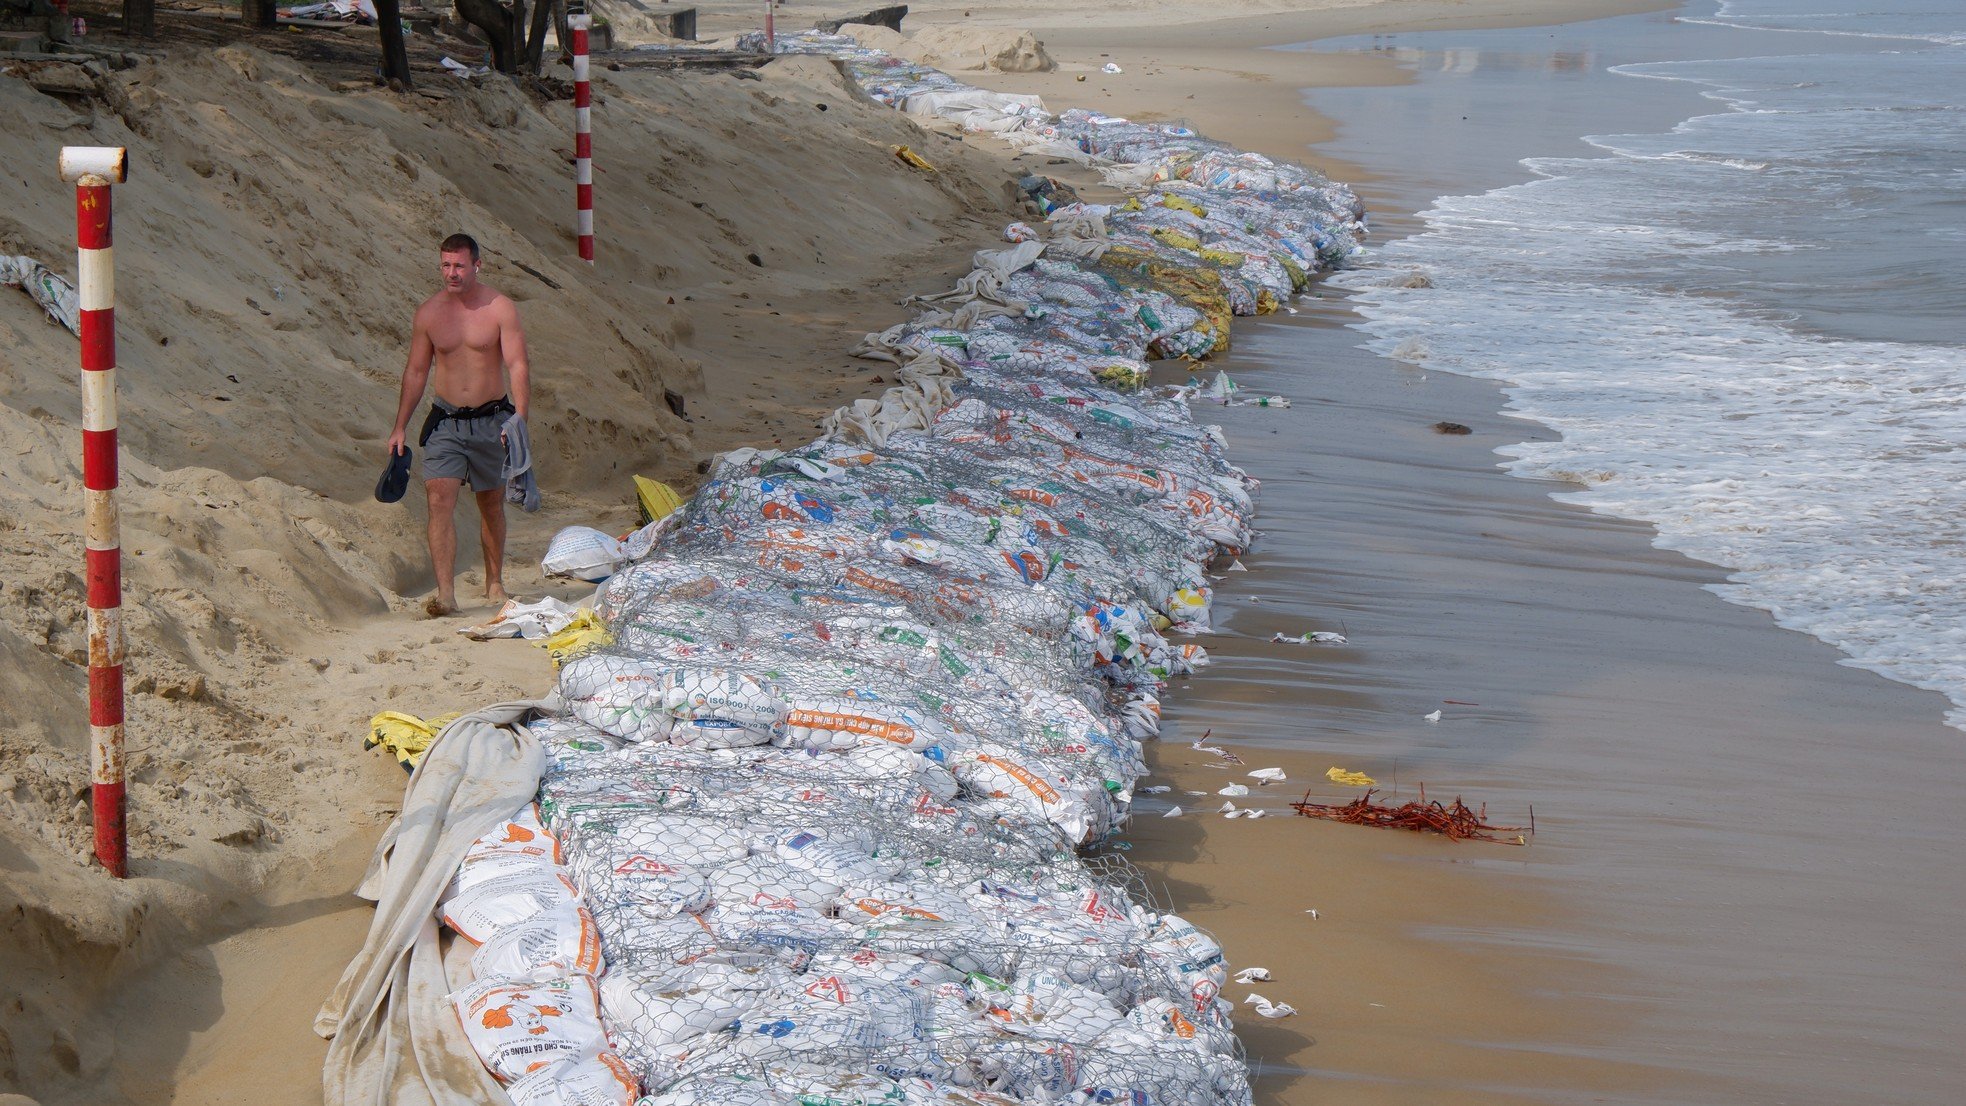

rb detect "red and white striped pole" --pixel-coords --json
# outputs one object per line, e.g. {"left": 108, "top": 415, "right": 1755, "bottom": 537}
{"left": 764, "top": 0, "right": 775, "bottom": 52}
{"left": 59, "top": 145, "right": 130, "bottom": 879}
{"left": 569, "top": 1, "right": 594, "bottom": 263}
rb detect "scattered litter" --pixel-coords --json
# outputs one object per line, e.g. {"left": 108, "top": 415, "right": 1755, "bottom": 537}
{"left": 1232, "top": 967, "right": 1271, "bottom": 984}
{"left": 537, "top": 609, "right": 613, "bottom": 669}
{"left": 0, "top": 255, "right": 79, "bottom": 334}
{"left": 1424, "top": 709, "right": 1442, "bottom": 723}
{"left": 1102, "top": 62, "right": 1123, "bottom": 74}
{"left": 1162, "top": 804, "right": 1183, "bottom": 818}
{"left": 364, "top": 709, "right": 464, "bottom": 772}
{"left": 1325, "top": 767, "right": 1375, "bottom": 787}
{"left": 1188, "top": 371, "right": 1291, "bottom": 409}
{"left": 1292, "top": 788, "right": 1528, "bottom": 844}
{"left": 891, "top": 144, "right": 937, "bottom": 172}
{"left": 440, "top": 56, "right": 491, "bottom": 78}
{"left": 1304, "top": 909, "right": 1320, "bottom": 919}
{"left": 1227, "top": 560, "right": 1247, "bottom": 572}
{"left": 1216, "top": 784, "right": 1249, "bottom": 797}
{"left": 1141, "top": 785, "right": 1172, "bottom": 794}
{"left": 1219, "top": 801, "right": 1237, "bottom": 814}
{"left": 458, "top": 596, "right": 586, "bottom": 641}
{"left": 1243, "top": 993, "right": 1297, "bottom": 1018}
{"left": 541, "top": 518, "right": 668, "bottom": 582}
{"left": 1248, "top": 767, "right": 1287, "bottom": 784}
{"left": 1271, "top": 630, "right": 1346, "bottom": 644}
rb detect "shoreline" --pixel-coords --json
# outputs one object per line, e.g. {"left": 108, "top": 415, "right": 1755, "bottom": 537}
{"left": 961, "top": 3, "right": 1965, "bottom": 1101}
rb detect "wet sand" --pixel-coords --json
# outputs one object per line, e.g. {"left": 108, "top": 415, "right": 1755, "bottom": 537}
{"left": 1096, "top": 7, "right": 1966, "bottom": 1103}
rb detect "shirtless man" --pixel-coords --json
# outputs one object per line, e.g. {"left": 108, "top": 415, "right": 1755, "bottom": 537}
{"left": 386, "top": 233, "right": 530, "bottom": 616}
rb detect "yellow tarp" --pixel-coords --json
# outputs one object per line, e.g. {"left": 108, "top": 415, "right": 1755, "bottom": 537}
{"left": 366, "top": 710, "right": 464, "bottom": 773}
{"left": 539, "top": 609, "right": 613, "bottom": 669}
{"left": 1160, "top": 194, "right": 1207, "bottom": 218}
{"left": 891, "top": 145, "right": 937, "bottom": 173}
{"left": 1148, "top": 227, "right": 1203, "bottom": 253}
{"left": 635, "top": 475, "right": 685, "bottom": 526}
{"left": 1097, "top": 245, "right": 1234, "bottom": 354}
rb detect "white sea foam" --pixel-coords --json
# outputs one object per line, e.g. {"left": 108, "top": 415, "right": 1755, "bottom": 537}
{"left": 1336, "top": 15, "right": 1966, "bottom": 726}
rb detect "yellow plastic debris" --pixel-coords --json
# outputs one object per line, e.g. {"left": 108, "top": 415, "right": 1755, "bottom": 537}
{"left": 1148, "top": 227, "right": 1203, "bottom": 253}
{"left": 1326, "top": 767, "right": 1377, "bottom": 787}
{"left": 635, "top": 475, "right": 685, "bottom": 526}
{"left": 539, "top": 609, "right": 614, "bottom": 669}
{"left": 891, "top": 145, "right": 937, "bottom": 173}
{"left": 366, "top": 709, "right": 465, "bottom": 773}
{"left": 1160, "top": 194, "right": 1207, "bottom": 218}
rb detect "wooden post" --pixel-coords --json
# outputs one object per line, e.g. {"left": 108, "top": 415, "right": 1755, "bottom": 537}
{"left": 59, "top": 145, "right": 130, "bottom": 878}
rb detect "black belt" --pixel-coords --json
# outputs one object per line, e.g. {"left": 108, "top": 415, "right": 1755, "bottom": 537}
{"left": 419, "top": 396, "right": 514, "bottom": 447}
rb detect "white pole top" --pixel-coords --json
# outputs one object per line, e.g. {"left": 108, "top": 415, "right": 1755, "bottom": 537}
{"left": 59, "top": 147, "right": 129, "bottom": 184}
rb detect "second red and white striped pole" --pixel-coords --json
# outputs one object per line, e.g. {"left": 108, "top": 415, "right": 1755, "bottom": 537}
{"left": 59, "top": 144, "right": 130, "bottom": 879}
{"left": 764, "top": 0, "right": 775, "bottom": 53}
{"left": 570, "top": 2, "right": 594, "bottom": 263}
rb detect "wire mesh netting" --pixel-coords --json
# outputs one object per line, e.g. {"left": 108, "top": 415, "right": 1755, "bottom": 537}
{"left": 441, "top": 31, "right": 1366, "bottom": 1106}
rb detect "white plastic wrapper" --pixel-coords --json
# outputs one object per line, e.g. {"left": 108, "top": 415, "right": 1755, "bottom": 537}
{"left": 470, "top": 901, "right": 603, "bottom": 981}
{"left": 578, "top": 813, "right": 753, "bottom": 869}
{"left": 767, "top": 829, "right": 906, "bottom": 886}
{"left": 560, "top": 654, "right": 675, "bottom": 743}
{"left": 449, "top": 975, "right": 610, "bottom": 1084}
{"left": 503, "top": 1052, "right": 638, "bottom": 1106}
{"left": 777, "top": 695, "right": 948, "bottom": 752}
{"left": 542, "top": 526, "right": 631, "bottom": 583}
{"left": 441, "top": 868, "right": 579, "bottom": 946}
{"left": 601, "top": 963, "right": 779, "bottom": 1050}
{"left": 982, "top": 976, "right": 1124, "bottom": 1043}
{"left": 569, "top": 849, "right": 712, "bottom": 919}
{"left": 728, "top": 977, "right": 932, "bottom": 1060}
{"left": 949, "top": 744, "right": 1102, "bottom": 844}
{"left": 706, "top": 855, "right": 843, "bottom": 913}
{"left": 448, "top": 804, "right": 563, "bottom": 898}
{"left": 804, "top": 948, "right": 966, "bottom": 990}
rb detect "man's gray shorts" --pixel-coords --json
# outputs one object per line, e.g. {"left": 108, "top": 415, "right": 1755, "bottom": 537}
{"left": 420, "top": 401, "right": 506, "bottom": 492}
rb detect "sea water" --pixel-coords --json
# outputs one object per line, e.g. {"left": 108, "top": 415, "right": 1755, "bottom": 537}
{"left": 1321, "top": 0, "right": 1966, "bottom": 726}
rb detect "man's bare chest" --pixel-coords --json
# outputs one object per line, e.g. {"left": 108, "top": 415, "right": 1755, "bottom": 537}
{"left": 428, "top": 306, "right": 501, "bottom": 354}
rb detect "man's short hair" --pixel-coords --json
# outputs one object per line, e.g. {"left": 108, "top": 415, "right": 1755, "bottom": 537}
{"left": 439, "top": 233, "right": 480, "bottom": 261}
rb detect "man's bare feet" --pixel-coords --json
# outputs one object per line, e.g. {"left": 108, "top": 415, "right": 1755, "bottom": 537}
{"left": 424, "top": 595, "right": 458, "bottom": 618}
{"left": 485, "top": 586, "right": 510, "bottom": 606}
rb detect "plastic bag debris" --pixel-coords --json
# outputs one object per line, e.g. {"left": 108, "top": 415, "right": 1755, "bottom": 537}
{"left": 1326, "top": 767, "right": 1376, "bottom": 787}
{"left": 1248, "top": 767, "right": 1287, "bottom": 784}
{"left": 363, "top": 709, "right": 464, "bottom": 772}
{"left": 460, "top": 596, "right": 587, "bottom": 641}
{"left": 0, "top": 255, "right": 80, "bottom": 334}
{"left": 1243, "top": 993, "right": 1297, "bottom": 1018}
{"left": 1271, "top": 630, "right": 1346, "bottom": 644}
{"left": 1232, "top": 967, "right": 1272, "bottom": 984}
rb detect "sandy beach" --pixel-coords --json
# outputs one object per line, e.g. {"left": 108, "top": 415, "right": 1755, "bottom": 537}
{"left": 4, "top": 0, "right": 1960, "bottom": 1103}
